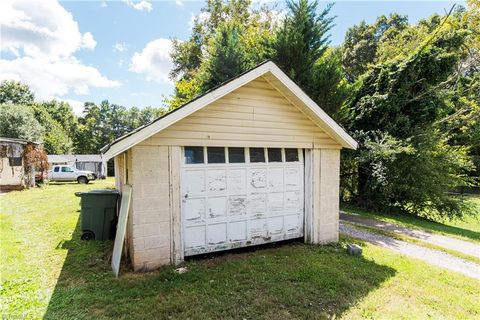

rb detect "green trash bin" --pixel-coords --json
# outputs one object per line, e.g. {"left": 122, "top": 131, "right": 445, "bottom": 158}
{"left": 76, "top": 189, "right": 120, "bottom": 241}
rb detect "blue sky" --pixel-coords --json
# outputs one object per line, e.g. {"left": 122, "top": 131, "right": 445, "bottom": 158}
{"left": 0, "top": 0, "right": 463, "bottom": 114}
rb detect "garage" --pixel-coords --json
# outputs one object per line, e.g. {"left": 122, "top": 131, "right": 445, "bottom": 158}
{"left": 182, "top": 146, "right": 304, "bottom": 256}
{"left": 102, "top": 61, "right": 357, "bottom": 271}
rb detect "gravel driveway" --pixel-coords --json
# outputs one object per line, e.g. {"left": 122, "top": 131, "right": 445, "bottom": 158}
{"left": 340, "top": 212, "right": 480, "bottom": 259}
{"left": 340, "top": 223, "right": 480, "bottom": 280}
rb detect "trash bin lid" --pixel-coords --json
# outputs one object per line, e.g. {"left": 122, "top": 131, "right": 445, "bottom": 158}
{"left": 87, "top": 189, "right": 120, "bottom": 194}
{"left": 75, "top": 189, "right": 120, "bottom": 196}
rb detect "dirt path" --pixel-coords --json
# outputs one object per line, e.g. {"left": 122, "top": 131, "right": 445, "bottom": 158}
{"left": 340, "top": 223, "right": 480, "bottom": 280}
{"left": 340, "top": 211, "right": 480, "bottom": 259}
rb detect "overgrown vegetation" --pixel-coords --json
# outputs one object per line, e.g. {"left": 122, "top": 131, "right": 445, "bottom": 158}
{"left": 1, "top": 182, "right": 479, "bottom": 319}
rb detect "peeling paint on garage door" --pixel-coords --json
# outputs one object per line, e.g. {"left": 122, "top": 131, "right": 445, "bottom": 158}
{"left": 181, "top": 146, "right": 304, "bottom": 256}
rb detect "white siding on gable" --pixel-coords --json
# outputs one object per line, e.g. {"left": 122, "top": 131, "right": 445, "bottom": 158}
{"left": 139, "top": 77, "right": 341, "bottom": 149}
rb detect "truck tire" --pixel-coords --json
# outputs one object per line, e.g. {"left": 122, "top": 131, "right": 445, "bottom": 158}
{"left": 77, "top": 176, "right": 89, "bottom": 184}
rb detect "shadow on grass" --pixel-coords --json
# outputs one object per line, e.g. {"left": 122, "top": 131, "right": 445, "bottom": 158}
{"left": 45, "top": 219, "right": 396, "bottom": 319}
{"left": 342, "top": 203, "right": 480, "bottom": 242}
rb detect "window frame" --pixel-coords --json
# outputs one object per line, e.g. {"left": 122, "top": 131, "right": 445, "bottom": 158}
{"left": 285, "top": 148, "right": 300, "bottom": 162}
{"left": 184, "top": 146, "right": 205, "bottom": 164}
{"left": 267, "top": 148, "right": 283, "bottom": 163}
{"left": 207, "top": 146, "right": 226, "bottom": 164}
{"left": 227, "top": 147, "right": 245, "bottom": 164}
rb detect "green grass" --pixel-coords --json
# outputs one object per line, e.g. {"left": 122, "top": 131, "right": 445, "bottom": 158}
{"left": 1, "top": 181, "right": 479, "bottom": 319}
{"left": 341, "top": 197, "right": 480, "bottom": 243}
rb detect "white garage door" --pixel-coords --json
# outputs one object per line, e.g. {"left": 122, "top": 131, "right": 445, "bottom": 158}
{"left": 181, "top": 146, "right": 304, "bottom": 256}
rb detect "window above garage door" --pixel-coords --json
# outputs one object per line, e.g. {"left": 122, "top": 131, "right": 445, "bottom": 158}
{"left": 183, "top": 146, "right": 302, "bottom": 165}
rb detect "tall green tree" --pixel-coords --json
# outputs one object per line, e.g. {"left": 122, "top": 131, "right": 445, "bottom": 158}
{"left": 31, "top": 103, "right": 73, "bottom": 154}
{"left": 41, "top": 100, "right": 79, "bottom": 135}
{"left": 0, "top": 81, "right": 35, "bottom": 105}
{"left": 0, "top": 104, "right": 43, "bottom": 141}
{"left": 341, "top": 14, "right": 408, "bottom": 82}
{"left": 167, "top": 0, "right": 275, "bottom": 108}
{"left": 198, "top": 22, "right": 248, "bottom": 91}
{"left": 271, "top": 0, "right": 334, "bottom": 86}
{"left": 309, "top": 48, "right": 351, "bottom": 116}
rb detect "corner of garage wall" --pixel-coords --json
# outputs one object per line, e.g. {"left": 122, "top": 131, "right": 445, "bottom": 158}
{"left": 124, "top": 144, "right": 182, "bottom": 271}
{"left": 305, "top": 148, "right": 340, "bottom": 244}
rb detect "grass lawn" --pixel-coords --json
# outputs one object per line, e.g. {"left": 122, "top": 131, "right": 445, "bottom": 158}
{"left": 1, "top": 180, "right": 479, "bottom": 319}
{"left": 341, "top": 197, "right": 480, "bottom": 244}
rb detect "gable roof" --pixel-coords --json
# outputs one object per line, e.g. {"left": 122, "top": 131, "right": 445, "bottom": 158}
{"left": 101, "top": 60, "right": 357, "bottom": 159}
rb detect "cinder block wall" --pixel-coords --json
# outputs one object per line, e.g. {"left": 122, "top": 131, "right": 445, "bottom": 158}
{"left": 309, "top": 148, "right": 340, "bottom": 244}
{"left": 317, "top": 149, "right": 340, "bottom": 242}
{"left": 128, "top": 145, "right": 171, "bottom": 271}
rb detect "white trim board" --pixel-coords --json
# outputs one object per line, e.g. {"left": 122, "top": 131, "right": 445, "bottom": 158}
{"left": 102, "top": 61, "right": 357, "bottom": 160}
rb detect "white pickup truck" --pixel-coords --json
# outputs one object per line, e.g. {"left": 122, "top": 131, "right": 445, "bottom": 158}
{"left": 48, "top": 165, "right": 95, "bottom": 184}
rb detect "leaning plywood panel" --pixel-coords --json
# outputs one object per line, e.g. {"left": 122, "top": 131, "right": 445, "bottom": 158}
{"left": 112, "top": 184, "right": 132, "bottom": 277}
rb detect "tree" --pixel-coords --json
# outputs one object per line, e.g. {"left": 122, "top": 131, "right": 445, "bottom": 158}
{"left": 170, "top": 0, "right": 253, "bottom": 82}
{"left": 341, "top": 23, "right": 474, "bottom": 218}
{"left": 0, "top": 104, "right": 43, "bottom": 141}
{"left": 167, "top": 0, "right": 276, "bottom": 108}
{"left": 198, "top": 22, "right": 248, "bottom": 91}
{"left": 40, "top": 100, "right": 79, "bottom": 138}
{"left": 0, "top": 81, "right": 35, "bottom": 105}
{"left": 31, "top": 103, "right": 73, "bottom": 154}
{"left": 309, "top": 48, "right": 351, "bottom": 116}
{"left": 271, "top": 0, "right": 334, "bottom": 87}
{"left": 341, "top": 14, "right": 408, "bottom": 82}
{"left": 74, "top": 100, "right": 165, "bottom": 154}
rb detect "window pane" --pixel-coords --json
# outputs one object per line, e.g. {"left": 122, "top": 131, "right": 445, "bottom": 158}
{"left": 54, "top": 167, "right": 60, "bottom": 172}
{"left": 185, "top": 146, "right": 204, "bottom": 164}
{"left": 228, "top": 147, "right": 245, "bottom": 163}
{"left": 249, "top": 148, "right": 265, "bottom": 163}
{"left": 9, "top": 157, "right": 22, "bottom": 166}
{"left": 285, "top": 148, "right": 299, "bottom": 162}
{"left": 267, "top": 148, "right": 282, "bottom": 162}
{"left": 61, "top": 167, "right": 67, "bottom": 172}
{"left": 207, "top": 147, "right": 225, "bottom": 163}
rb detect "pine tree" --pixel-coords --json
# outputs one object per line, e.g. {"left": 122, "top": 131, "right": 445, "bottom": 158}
{"left": 271, "top": 0, "right": 334, "bottom": 86}
{"left": 198, "top": 22, "right": 247, "bottom": 91}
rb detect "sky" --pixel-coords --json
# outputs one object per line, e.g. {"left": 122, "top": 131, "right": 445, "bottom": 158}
{"left": 0, "top": 0, "right": 464, "bottom": 115}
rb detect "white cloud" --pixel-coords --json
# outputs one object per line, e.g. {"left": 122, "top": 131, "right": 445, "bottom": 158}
{"left": 129, "top": 38, "right": 174, "bottom": 84}
{"left": 0, "top": 0, "right": 120, "bottom": 100}
{"left": 124, "top": 0, "right": 153, "bottom": 12}
{"left": 175, "top": 0, "right": 183, "bottom": 6}
{"left": 113, "top": 42, "right": 127, "bottom": 52}
{"left": 0, "top": 0, "right": 96, "bottom": 59}
{"left": 81, "top": 32, "right": 97, "bottom": 50}
{"left": 100, "top": 1, "right": 108, "bottom": 8}
{"left": 0, "top": 57, "right": 120, "bottom": 100}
